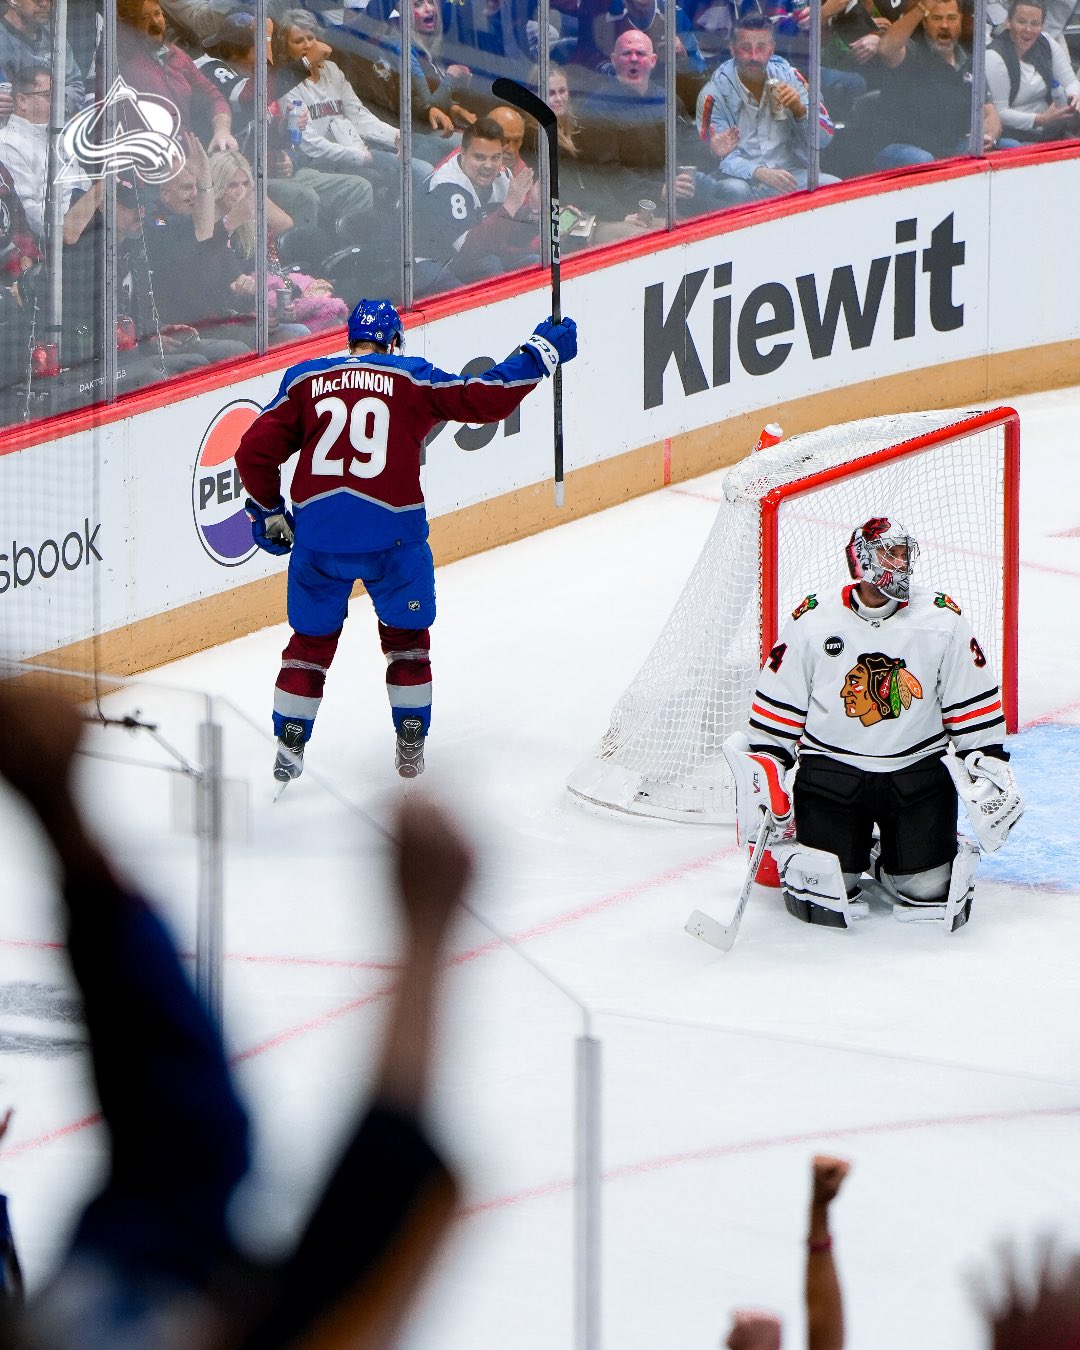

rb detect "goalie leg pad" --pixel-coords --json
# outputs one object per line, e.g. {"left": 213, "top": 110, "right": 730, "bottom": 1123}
{"left": 943, "top": 838, "right": 979, "bottom": 933}
{"left": 776, "top": 844, "right": 865, "bottom": 929}
{"left": 889, "top": 844, "right": 978, "bottom": 930}
{"left": 783, "top": 891, "right": 848, "bottom": 928}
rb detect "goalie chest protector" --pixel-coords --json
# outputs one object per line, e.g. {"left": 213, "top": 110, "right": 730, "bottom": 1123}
{"left": 750, "top": 585, "right": 1006, "bottom": 772}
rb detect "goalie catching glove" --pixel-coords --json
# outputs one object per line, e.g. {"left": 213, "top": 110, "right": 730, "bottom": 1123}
{"left": 246, "top": 497, "right": 295, "bottom": 556}
{"left": 943, "top": 750, "right": 1023, "bottom": 853}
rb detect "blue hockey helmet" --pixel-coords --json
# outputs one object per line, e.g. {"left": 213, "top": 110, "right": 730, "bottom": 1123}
{"left": 347, "top": 298, "right": 404, "bottom": 350}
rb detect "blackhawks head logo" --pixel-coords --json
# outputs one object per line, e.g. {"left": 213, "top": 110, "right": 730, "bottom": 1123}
{"left": 792, "top": 594, "right": 818, "bottom": 621}
{"left": 842, "top": 651, "right": 923, "bottom": 726}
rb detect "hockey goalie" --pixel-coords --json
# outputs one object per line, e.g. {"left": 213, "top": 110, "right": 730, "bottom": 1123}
{"left": 727, "top": 517, "right": 1023, "bottom": 936}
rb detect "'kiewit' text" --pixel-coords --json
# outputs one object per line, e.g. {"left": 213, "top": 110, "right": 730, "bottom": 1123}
{"left": 643, "top": 213, "right": 966, "bottom": 409}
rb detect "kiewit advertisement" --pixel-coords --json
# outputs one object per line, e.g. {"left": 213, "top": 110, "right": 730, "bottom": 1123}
{"left": 3, "top": 153, "right": 1077, "bottom": 660}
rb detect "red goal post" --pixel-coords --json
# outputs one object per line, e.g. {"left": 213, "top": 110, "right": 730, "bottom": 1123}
{"left": 760, "top": 407, "right": 1020, "bottom": 729}
{"left": 568, "top": 407, "right": 1020, "bottom": 824}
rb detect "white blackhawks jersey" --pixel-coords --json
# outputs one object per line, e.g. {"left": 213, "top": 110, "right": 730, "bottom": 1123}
{"left": 749, "top": 584, "right": 1007, "bottom": 773}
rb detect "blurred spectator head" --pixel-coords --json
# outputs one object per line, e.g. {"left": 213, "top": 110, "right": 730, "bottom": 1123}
{"left": 412, "top": 0, "right": 440, "bottom": 38}
{"left": 204, "top": 9, "right": 263, "bottom": 64}
{"left": 118, "top": 0, "right": 168, "bottom": 42}
{"left": 4, "top": 0, "right": 50, "bottom": 38}
{"left": 1003, "top": 0, "right": 1043, "bottom": 49}
{"left": 611, "top": 30, "right": 658, "bottom": 91}
{"left": 489, "top": 105, "right": 525, "bottom": 167}
{"left": 11, "top": 65, "right": 51, "bottom": 124}
{"left": 211, "top": 149, "right": 254, "bottom": 212}
{"left": 546, "top": 65, "right": 572, "bottom": 118}
{"left": 531, "top": 63, "right": 579, "bottom": 152}
{"left": 273, "top": 8, "right": 321, "bottom": 66}
{"left": 210, "top": 149, "right": 256, "bottom": 253}
{"left": 924, "top": 0, "right": 963, "bottom": 53}
{"left": 458, "top": 117, "right": 507, "bottom": 189}
{"left": 158, "top": 165, "right": 199, "bottom": 215}
{"left": 730, "top": 15, "right": 775, "bottom": 74}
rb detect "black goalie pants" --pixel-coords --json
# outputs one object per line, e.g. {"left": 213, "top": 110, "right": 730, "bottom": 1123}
{"left": 792, "top": 754, "right": 959, "bottom": 877}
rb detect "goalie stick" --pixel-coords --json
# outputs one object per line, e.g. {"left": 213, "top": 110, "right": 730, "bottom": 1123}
{"left": 490, "top": 77, "right": 566, "bottom": 507}
{"left": 685, "top": 807, "right": 777, "bottom": 951}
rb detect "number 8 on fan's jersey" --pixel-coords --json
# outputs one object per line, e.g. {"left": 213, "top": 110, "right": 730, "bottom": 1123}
{"left": 312, "top": 396, "right": 391, "bottom": 479}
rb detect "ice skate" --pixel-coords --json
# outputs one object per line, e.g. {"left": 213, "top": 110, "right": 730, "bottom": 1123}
{"left": 273, "top": 722, "right": 306, "bottom": 783}
{"left": 395, "top": 717, "right": 425, "bottom": 779}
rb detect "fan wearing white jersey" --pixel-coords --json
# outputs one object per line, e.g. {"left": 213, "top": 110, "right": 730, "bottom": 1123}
{"left": 744, "top": 517, "right": 1022, "bottom": 931}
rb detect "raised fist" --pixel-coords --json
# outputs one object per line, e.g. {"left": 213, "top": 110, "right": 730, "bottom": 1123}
{"left": 811, "top": 1155, "right": 851, "bottom": 1208}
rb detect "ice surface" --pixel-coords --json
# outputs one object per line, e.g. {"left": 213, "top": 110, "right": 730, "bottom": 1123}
{"left": 0, "top": 389, "right": 1078, "bottom": 1349}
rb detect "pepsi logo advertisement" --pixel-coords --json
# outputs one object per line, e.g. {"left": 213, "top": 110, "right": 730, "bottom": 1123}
{"left": 192, "top": 400, "right": 261, "bottom": 566}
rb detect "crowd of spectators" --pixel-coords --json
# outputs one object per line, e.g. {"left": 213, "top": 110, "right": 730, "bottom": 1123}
{"left": 0, "top": 0, "right": 1078, "bottom": 411}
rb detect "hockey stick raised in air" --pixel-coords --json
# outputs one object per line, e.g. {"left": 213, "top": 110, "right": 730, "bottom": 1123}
{"left": 685, "top": 808, "right": 776, "bottom": 951}
{"left": 490, "top": 76, "right": 566, "bottom": 507}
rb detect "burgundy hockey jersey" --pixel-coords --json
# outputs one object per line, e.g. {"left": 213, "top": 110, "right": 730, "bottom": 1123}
{"left": 749, "top": 584, "right": 1007, "bottom": 772}
{"left": 236, "top": 348, "right": 542, "bottom": 552}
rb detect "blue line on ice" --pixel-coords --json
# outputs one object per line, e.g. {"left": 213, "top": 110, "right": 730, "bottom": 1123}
{"left": 978, "top": 723, "right": 1079, "bottom": 891}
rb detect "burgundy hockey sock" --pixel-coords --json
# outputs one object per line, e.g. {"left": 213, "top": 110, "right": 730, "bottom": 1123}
{"left": 273, "top": 630, "right": 342, "bottom": 739}
{"left": 379, "top": 623, "right": 432, "bottom": 734}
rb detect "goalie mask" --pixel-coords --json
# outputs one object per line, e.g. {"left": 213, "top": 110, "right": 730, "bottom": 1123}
{"left": 845, "top": 518, "right": 919, "bottom": 602}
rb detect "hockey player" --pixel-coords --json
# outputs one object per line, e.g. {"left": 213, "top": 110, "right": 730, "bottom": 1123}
{"left": 236, "top": 298, "right": 577, "bottom": 783}
{"left": 735, "top": 516, "right": 1023, "bottom": 932}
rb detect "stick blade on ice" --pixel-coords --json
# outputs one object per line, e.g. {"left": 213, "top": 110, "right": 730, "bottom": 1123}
{"left": 685, "top": 909, "right": 736, "bottom": 951}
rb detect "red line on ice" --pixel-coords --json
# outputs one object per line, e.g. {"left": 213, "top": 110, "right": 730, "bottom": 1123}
{"left": 460, "top": 1104, "right": 1080, "bottom": 1216}
{"left": 0, "top": 935, "right": 399, "bottom": 972}
{"left": 1021, "top": 701, "right": 1080, "bottom": 729}
{"left": 6, "top": 846, "right": 740, "bottom": 1157}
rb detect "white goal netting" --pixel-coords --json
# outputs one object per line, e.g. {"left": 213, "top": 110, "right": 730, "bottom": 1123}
{"left": 567, "top": 409, "right": 1018, "bottom": 824}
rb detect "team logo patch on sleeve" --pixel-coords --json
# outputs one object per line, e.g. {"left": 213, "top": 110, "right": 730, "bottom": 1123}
{"left": 792, "top": 594, "right": 818, "bottom": 620}
{"left": 934, "top": 593, "right": 962, "bottom": 615}
{"left": 841, "top": 651, "right": 924, "bottom": 726}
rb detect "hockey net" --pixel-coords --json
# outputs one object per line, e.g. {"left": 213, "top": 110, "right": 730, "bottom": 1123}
{"left": 567, "top": 408, "right": 1020, "bottom": 824}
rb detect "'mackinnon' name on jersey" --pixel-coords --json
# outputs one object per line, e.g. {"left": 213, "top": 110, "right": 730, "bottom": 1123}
{"left": 750, "top": 584, "right": 1006, "bottom": 772}
{"left": 236, "top": 348, "right": 542, "bottom": 553}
